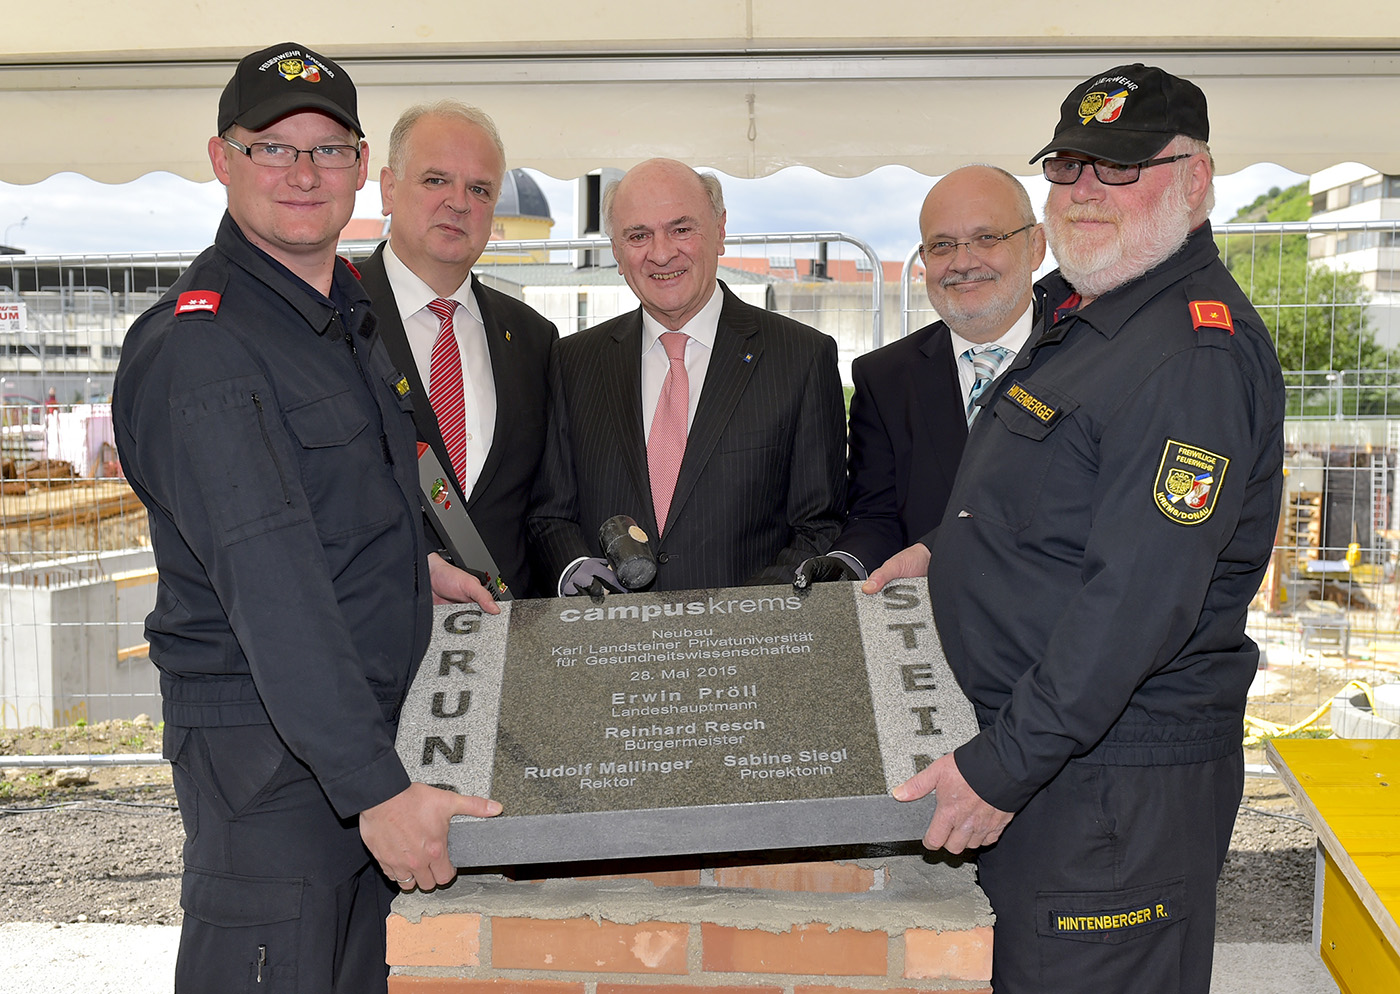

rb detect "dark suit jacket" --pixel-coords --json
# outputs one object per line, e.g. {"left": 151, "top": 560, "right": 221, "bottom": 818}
{"left": 835, "top": 319, "right": 967, "bottom": 570}
{"left": 357, "top": 243, "right": 558, "bottom": 597}
{"left": 528, "top": 281, "right": 846, "bottom": 591}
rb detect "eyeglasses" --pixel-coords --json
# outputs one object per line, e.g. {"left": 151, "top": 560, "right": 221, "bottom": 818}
{"left": 222, "top": 137, "right": 362, "bottom": 169}
{"left": 1041, "top": 153, "right": 1193, "bottom": 186}
{"left": 921, "top": 223, "right": 1035, "bottom": 259}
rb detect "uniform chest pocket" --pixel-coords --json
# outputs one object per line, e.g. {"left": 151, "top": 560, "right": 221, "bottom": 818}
{"left": 282, "top": 392, "right": 393, "bottom": 539}
{"left": 961, "top": 380, "right": 1081, "bottom": 532}
{"left": 283, "top": 392, "right": 369, "bottom": 448}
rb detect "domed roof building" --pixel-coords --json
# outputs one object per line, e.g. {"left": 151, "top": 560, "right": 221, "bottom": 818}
{"left": 483, "top": 168, "right": 554, "bottom": 263}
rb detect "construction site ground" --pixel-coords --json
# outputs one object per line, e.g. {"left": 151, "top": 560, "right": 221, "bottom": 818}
{"left": 0, "top": 717, "right": 1327, "bottom": 945}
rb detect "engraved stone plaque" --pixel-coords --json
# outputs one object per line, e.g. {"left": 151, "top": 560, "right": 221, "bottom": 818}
{"left": 395, "top": 579, "right": 976, "bottom": 866}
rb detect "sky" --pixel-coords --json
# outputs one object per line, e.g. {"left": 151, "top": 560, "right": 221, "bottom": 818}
{"left": 0, "top": 161, "right": 1308, "bottom": 264}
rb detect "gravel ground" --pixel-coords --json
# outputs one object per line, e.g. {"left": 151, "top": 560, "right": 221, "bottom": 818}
{"left": 0, "top": 756, "right": 1320, "bottom": 943}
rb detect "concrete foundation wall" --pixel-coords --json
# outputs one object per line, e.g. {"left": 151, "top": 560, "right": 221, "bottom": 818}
{"left": 0, "top": 549, "right": 158, "bottom": 728}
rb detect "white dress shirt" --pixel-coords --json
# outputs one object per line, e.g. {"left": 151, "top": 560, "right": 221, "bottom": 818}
{"left": 640, "top": 281, "right": 724, "bottom": 440}
{"left": 381, "top": 243, "right": 496, "bottom": 495}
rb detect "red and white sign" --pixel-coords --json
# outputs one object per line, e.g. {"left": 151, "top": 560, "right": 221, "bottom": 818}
{"left": 0, "top": 302, "right": 25, "bottom": 332}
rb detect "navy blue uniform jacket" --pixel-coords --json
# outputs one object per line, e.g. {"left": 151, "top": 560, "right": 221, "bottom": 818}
{"left": 113, "top": 213, "right": 430, "bottom": 819}
{"left": 931, "top": 223, "right": 1286, "bottom": 812}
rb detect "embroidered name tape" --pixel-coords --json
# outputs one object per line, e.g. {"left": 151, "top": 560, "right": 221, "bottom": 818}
{"left": 1004, "top": 381, "right": 1058, "bottom": 423}
{"left": 1049, "top": 898, "right": 1172, "bottom": 934}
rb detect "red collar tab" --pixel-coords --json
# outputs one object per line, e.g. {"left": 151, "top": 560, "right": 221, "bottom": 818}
{"left": 175, "top": 291, "right": 221, "bottom": 315}
{"left": 339, "top": 256, "right": 362, "bottom": 280}
{"left": 1053, "top": 292, "right": 1083, "bottom": 325}
{"left": 1190, "top": 299, "right": 1234, "bottom": 334}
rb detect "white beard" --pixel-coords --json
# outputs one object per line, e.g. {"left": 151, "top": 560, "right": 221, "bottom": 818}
{"left": 1046, "top": 173, "right": 1194, "bottom": 298}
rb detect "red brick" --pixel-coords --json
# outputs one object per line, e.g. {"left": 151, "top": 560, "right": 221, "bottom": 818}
{"left": 492, "top": 917, "right": 690, "bottom": 973}
{"left": 903, "top": 927, "right": 994, "bottom": 981}
{"left": 386, "top": 912, "right": 481, "bottom": 967}
{"left": 573, "top": 869, "right": 703, "bottom": 887}
{"left": 713, "top": 861, "right": 877, "bottom": 893}
{"left": 391, "top": 981, "right": 585, "bottom": 994}
{"left": 701, "top": 922, "right": 886, "bottom": 975}
{"left": 600, "top": 987, "right": 781, "bottom": 994}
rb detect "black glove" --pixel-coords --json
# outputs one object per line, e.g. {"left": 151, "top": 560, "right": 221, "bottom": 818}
{"left": 561, "top": 557, "right": 625, "bottom": 599}
{"left": 793, "top": 554, "right": 862, "bottom": 590}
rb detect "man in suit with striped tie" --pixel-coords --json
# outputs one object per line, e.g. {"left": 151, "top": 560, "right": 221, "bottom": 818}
{"left": 529, "top": 158, "right": 846, "bottom": 594}
{"left": 796, "top": 165, "right": 1045, "bottom": 588}
{"left": 356, "top": 101, "right": 558, "bottom": 596}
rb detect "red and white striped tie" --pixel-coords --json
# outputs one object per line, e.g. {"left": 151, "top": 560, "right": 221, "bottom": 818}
{"left": 648, "top": 332, "right": 690, "bottom": 535}
{"left": 426, "top": 297, "right": 468, "bottom": 485}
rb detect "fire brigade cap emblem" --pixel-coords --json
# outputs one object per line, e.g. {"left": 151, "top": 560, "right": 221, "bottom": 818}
{"left": 1079, "top": 89, "right": 1128, "bottom": 125}
{"left": 277, "top": 57, "right": 322, "bottom": 83}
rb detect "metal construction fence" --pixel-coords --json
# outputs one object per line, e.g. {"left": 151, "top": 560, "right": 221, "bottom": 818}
{"left": 4, "top": 220, "right": 1400, "bottom": 741}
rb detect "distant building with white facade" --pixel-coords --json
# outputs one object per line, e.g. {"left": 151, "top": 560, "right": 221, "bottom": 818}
{"left": 1308, "top": 163, "right": 1400, "bottom": 349}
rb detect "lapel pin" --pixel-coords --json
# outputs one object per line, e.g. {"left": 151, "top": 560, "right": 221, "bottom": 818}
{"left": 505, "top": 329, "right": 512, "bottom": 341}
{"left": 742, "top": 352, "right": 754, "bottom": 363}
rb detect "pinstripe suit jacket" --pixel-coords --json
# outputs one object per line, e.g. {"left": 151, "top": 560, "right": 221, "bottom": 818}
{"left": 528, "top": 282, "right": 846, "bottom": 591}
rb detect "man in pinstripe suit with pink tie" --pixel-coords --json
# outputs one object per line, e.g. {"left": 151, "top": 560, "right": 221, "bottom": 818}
{"left": 529, "top": 158, "right": 846, "bottom": 594}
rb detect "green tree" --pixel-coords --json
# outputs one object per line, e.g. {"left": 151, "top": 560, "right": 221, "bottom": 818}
{"left": 1217, "top": 182, "right": 1398, "bottom": 417}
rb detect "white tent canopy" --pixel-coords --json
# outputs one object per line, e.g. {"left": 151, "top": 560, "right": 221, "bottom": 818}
{"left": 7, "top": 1, "right": 1400, "bottom": 183}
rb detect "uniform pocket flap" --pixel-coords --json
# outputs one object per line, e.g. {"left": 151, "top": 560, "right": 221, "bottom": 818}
{"left": 181, "top": 868, "right": 304, "bottom": 927}
{"left": 284, "top": 391, "right": 369, "bottom": 448}
{"left": 994, "top": 379, "right": 1078, "bottom": 440}
{"left": 1035, "top": 876, "right": 1186, "bottom": 945}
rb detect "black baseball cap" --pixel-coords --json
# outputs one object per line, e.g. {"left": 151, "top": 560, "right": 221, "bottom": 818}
{"left": 218, "top": 42, "right": 362, "bottom": 137}
{"left": 1030, "top": 63, "right": 1209, "bottom": 164}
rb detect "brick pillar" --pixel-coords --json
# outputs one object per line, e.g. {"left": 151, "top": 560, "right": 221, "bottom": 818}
{"left": 387, "top": 855, "right": 992, "bottom": 992}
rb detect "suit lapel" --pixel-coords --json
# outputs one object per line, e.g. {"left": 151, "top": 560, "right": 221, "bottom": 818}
{"left": 666, "top": 284, "right": 760, "bottom": 534}
{"left": 468, "top": 275, "right": 510, "bottom": 507}
{"left": 360, "top": 246, "right": 428, "bottom": 405}
{"left": 604, "top": 314, "right": 657, "bottom": 534}
{"left": 919, "top": 322, "right": 968, "bottom": 481}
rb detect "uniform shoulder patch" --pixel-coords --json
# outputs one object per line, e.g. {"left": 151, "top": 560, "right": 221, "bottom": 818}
{"left": 1154, "top": 439, "right": 1229, "bottom": 525}
{"left": 175, "top": 291, "right": 221, "bottom": 316}
{"left": 1190, "top": 299, "right": 1233, "bottom": 333}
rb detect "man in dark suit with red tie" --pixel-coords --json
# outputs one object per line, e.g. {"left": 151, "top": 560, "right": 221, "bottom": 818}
{"left": 356, "top": 101, "right": 557, "bottom": 596}
{"left": 529, "top": 158, "right": 846, "bottom": 594}
{"left": 801, "top": 165, "right": 1045, "bottom": 586}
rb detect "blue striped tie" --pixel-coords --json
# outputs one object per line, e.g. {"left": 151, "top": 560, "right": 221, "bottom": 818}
{"left": 964, "top": 344, "right": 1010, "bottom": 425}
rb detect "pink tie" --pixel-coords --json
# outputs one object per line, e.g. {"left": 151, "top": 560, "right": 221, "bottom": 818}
{"left": 426, "top": 297, "right": 468, "bottom": 486}
{"left": 648, "top": 332, "right": 690, "bottom": 535}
